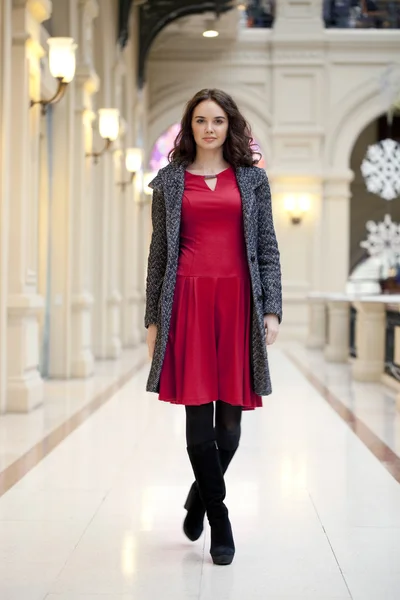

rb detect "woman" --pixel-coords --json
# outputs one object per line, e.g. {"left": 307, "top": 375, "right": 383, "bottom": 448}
{"left": 145, "top": 89, "right": 282, "bottom": 566}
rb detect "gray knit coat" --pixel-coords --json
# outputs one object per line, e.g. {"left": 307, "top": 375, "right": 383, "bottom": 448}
{"left": 144, "top": 162, "right": 282, "bottom": 396}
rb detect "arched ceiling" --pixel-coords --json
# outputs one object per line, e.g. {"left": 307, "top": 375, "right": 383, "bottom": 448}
{"left": 118, "top": 1, "right": 235, "bottom": 88}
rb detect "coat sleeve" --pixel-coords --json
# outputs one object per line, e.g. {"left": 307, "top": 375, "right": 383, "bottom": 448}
{"left": 256, "top": 170, "right": 283, "bottom": 323}
{"left": 144, "top": 186, "right": 167, "bottom": 328}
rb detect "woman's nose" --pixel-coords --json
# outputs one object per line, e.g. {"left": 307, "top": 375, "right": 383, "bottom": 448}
{"left": 205, "top": 122, "right": 214, "bottom": 133}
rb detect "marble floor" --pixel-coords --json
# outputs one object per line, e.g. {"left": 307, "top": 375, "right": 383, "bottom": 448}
{"left": 0, "top": 345, "right": 400, "bottom": 599}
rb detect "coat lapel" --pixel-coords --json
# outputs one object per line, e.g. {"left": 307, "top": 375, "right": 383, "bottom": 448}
{"left": 235, "top": 166, "right": 264, "bottom": 249}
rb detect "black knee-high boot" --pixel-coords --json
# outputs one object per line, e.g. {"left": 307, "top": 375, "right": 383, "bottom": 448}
{"left": 183, "top": 446, "right": 237, "bottom": 542}
{"left": 186, "top": 440, "right": 235, "bottom": 566}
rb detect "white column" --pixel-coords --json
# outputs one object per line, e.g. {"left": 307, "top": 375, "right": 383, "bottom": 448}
{"left": 0, "top": 0, "right": 11, "bottom": 413}
{"left": 70, "top": 0, "right": 98, "bottom": 377}
{"left": 91, "top": 0, "right": 122, "bottom": 359}
{"left": 324, "top": 298, "right": 350, "bottom": 363}
{"left": 129, "top": 174, "right": 145, "bottom": 344}
{"left": 48, "top": 0, "right": 75, "bottom": 377}
{"left": 7, "top": 0, "right": 48, "bottom": 411}
{"left": 306, "top": 294, "right": 326, "bottom": 349}
{"left": 120, "top": 173, "right": 141, "bottom": 347}
{"left": 91, "top": 135, "right": 122, "bottom": 359}
{"left": 322, "top": 172, "right": 353, "bottom": 293}
{"left": 352, "top": 299, "right": 386, "bottom": 382}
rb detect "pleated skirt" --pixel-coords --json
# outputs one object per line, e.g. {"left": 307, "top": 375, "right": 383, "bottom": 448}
{"left": 158, "top": 274, "right": 262, "bottom": 410}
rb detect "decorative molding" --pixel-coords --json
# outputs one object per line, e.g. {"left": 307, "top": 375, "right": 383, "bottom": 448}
{"left": 7, "top": 293, "right": 44, "bottom": 315}
{"left": 108, "top": 291, "right": 123, "bottom": 306}
{"left": 72, "top": 292, "right": 94, "bottom": 310}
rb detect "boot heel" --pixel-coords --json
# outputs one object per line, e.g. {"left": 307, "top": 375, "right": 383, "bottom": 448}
{"left": 212, "top": 551, "right": 235, "bottom": 566}
{"left": 210, "top": 512, "right": 235, "bottom": 565}
{"left": 183, "top": 482, "right": 205, "bottom": 541}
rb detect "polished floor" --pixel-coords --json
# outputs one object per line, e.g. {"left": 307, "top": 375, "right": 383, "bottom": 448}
{"left": 0, "top": 345, "right": 400, "bottom": 599}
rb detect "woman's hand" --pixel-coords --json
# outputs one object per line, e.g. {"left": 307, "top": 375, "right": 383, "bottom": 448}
{"left": 147, "top": 324, "right": 158, "bottom": 359}
{"left": 263, "top": 314, "right": 279, "bottom": 346}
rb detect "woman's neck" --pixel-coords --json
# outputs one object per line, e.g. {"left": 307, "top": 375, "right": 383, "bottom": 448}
{"left": 190, "top": 148, "right": 229, "bottom": 173}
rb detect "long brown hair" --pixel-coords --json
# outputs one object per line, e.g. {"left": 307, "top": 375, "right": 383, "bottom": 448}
{"left": 168, "top": 89, "right": 261, "bottom": 167}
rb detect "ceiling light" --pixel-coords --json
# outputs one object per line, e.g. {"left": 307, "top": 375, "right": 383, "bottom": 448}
{"left": 203, "top": 19, "right": 219, "bottom": 38}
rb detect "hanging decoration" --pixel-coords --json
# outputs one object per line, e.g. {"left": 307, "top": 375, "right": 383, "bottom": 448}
{"left": 360, "top": 214, "right": 400, "bottom": 277}
{"left": 360, "top": 138, "right": 400, "bottom": 201}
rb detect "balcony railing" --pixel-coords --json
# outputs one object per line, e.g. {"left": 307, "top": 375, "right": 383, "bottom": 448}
{"left": 324, "top": 1, "right": 400, "bottom": 29}
{"left": 241, "top": 0, "right": 400, "bottom": 29}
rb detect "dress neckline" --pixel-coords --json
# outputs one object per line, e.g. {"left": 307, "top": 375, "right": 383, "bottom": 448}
{"left": 185, "top": 166, "right": 232, "bottom": 177}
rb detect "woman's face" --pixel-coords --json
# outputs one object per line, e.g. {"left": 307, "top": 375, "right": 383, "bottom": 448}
{"left": 191, "top": 100, "right": 229, "bottom": 153}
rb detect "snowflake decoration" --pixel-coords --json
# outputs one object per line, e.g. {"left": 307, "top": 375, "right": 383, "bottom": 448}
{"left": 360, "top": 138, "right": 400, "bottom": 201}
{"left": 360, "top": 214, "right": 400, "bottom": 271}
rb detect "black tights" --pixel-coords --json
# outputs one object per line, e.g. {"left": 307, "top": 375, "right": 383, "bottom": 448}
{"left": 185, "top": 401, "right": 242, "bottom": 451}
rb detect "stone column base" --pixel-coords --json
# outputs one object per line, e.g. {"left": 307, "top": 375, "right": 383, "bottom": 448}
{"left": 7, "top": 373, "right": 43, "bottom": 413}
{"left": 352, "top": 301, "right": 385, "bottom": 382}
{"left": 106, "top": 290, "right": 122, "bottom": 359}
{"left": 7, "top": 293, "right": 44, "bottom": 412}
{"left": 71, "top": 292, "right": 94, "bottom": 378}
{"left": 306, "top": 297, "right": 326, "bottom": 349}
{"left": 324, "top": 300, "right": 350, "bottom": 363}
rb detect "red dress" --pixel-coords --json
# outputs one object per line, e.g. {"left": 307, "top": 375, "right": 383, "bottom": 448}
{"left": 158, "top": 167, "right": 262, "bottom": 410}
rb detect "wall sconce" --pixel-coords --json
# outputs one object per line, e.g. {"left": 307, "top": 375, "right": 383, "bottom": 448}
{"left": 143, "top": 171, "right": 157, "bottom": 197}
{"left": 30, "top": 37, "right": 77, "bottom": 114}
{"left": 283, "top": 194, "right": 311, "bottom": 225}
{"left": 118, "top": 148, "right": 143, "bottom": 190}
{"left": 87, "top": 108, "right": 120, "bottom": 163}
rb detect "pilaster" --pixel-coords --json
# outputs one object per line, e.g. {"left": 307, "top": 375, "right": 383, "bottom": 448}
{"left": 0, "top": 0, "right": 12, "bottom": 413}
{"left": 47, "top": 0, "right": 75, "bottom": 377}
{"left": 322, "top": 171, "right": 354, "bottom": 293}
{"left": 6, "top": 0, "right": 50, "bottom": 411}
{"left": 70, "top": 0, "right": 99, "bottom": 377}
{"left": 306, "top": 294, "right": 326, "bottom": 350}
{"left": 92, "top": 0, "right": 122, "bottom": 359}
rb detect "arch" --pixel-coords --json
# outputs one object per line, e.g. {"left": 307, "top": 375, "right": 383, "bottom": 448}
{"left": 147, "top": 83, "right": 272, "bottom": 167}
{"left": 325, "top": 77, "right": 386, "bottom": 171}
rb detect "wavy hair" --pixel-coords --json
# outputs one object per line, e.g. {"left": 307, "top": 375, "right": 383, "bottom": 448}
{"left": 168, "top": 89, "right": 261, "bottom": 168}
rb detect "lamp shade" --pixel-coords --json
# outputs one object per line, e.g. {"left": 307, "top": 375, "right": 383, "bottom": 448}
{"left": 283, "top": 195, "right": 296, "bottom": 212}
{"left": 47, "top": 37, "right": 77, "bottom": 83}
{"left": 98, "top": 109, "right": 120, "bottom": 141}
{"left": 203, "top": 19, "right": 219, "bottom": 37}
{"left": 298, "top": 195, "right": 311, "bottom": 212}
{"left": 125, "top": 148, "right": 143, "bottom": 173}
{"left": 143, "top": 171, "right": 157, "bottom": 196}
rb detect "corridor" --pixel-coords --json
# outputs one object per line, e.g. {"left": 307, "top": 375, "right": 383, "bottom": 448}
{"left": 0, "top": 347, "right": 399, "bottom": 599}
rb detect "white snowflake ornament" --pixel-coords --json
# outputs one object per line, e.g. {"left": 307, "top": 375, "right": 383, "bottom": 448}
{"left": 360, "top": 138, "right": 400, "bottom": 201}
{"left": 360, "top": 214, "right": 400, "bottom": 275}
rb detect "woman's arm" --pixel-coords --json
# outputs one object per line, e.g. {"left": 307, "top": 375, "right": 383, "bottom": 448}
{"left": 256, "top": 170, "right": 282, "bottom": 324}
{"left": 144, "top": 187, "right": 167, "bottom": 328}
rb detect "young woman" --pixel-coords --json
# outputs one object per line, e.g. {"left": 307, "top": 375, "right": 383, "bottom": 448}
{"left": 145, "top": 89, "right": 282, "bottom": 566}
